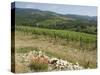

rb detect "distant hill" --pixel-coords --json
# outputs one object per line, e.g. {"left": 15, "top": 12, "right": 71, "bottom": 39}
{"left": 12, "top": 8, "right": 97, "bottom": 34}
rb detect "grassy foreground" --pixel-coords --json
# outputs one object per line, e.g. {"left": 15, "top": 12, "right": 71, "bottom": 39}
{"left": 15, "top": 26, "right": 97, "bottom": 73}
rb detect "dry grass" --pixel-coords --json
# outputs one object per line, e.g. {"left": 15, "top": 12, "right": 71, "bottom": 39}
{"left": 29, "top": 56, "right": 49, "bottom": 72}
{"left": 15, "top": 31, "right": 97, "bottom": 69}
{"left": 15, "top": 63, "right": 30, "bottom": 73}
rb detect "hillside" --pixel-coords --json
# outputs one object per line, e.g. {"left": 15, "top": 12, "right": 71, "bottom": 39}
{"left": 11, "top": 6, "right": 97, "bottom": 72}
{"left": 12, "top": 8, "right": 97, "bottom": 34}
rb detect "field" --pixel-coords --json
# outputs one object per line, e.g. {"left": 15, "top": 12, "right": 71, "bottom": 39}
{"left": 14, "top": 26, "right": 97, "bottom": 73}
{"left": 11, "top": 4, "right": 97, "bottom": 73}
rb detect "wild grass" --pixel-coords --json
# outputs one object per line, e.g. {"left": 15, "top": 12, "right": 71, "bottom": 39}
{"left": 29, "top": 57, "right": 48, "bottom": 72}
{"left": 15, "top": 63, "right": 29, "bottom": 73}
{"left": 16, "top": 47, "right": 38, "bottom": 53}
{"left": 15, "top": 26, "right": 97, "bottom": 70}
{"left": 16, "top": 45, "right": 97, "bottom": 69}
{"left": 16, "top": 26, "right": 97, "bottom": 50}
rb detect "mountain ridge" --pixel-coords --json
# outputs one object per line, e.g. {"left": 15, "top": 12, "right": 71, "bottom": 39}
{"left": 12, "top": 8, "right": 97, "bottom": 34}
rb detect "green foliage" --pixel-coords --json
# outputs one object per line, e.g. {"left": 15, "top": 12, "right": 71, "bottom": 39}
{"left": 16, "top": 47, "right": 38, "bottom": 53}
{"left": 14, "top": 8, "right": 97, "bottom": 34}
{"left": 29, "top": 58, "right": 48, "bottom": 72}
{"left": 16, "top": 26, "right": 97, "bottom": 49}
{"left": 29, "top": 61, "right": 48, "bottom": 72}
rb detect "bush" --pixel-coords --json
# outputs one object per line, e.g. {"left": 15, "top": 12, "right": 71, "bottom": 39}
{"left": 29, "top": 57, "right": 49, "bottom": 72}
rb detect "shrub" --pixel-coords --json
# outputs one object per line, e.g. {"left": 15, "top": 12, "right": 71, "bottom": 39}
{"left": 29, "top": 57, "right": 49, "bottom": 72}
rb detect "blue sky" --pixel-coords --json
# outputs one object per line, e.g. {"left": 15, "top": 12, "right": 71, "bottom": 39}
{"left": 15, "top": 2, "right": 97, "bottom": 16}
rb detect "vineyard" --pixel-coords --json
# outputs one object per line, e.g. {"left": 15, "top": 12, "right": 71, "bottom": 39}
{"left": 16, "top": 26, "right": 97, "bottom": 50}
{"left": 14, "top": 25, "right": 97, "bottom": 73}
{"left": 12, "top": 6, "right": 97, "bottom": 73}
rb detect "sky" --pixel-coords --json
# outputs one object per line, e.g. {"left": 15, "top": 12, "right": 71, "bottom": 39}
{"left": 15, "top": 2, "right": 97, "bottom": 16}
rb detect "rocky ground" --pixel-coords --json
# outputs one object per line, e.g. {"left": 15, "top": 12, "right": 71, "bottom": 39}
{"left": 15, "top": 50, "right": 84, "bottom": 73}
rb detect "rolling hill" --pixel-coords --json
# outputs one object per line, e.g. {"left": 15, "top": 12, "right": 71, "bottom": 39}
{"left": 12, "top": 8, "right": 97, "bottom": 34}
